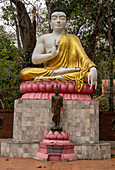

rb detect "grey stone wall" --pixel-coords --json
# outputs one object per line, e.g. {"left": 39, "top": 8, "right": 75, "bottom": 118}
{"left": 1, "top": 140, "right": 111, "bottom": 159}
{"left": 13, "top": 100, "right": 99, "bottom": 144}
{"left": 62, "top": 101, "right": 99, "bottom": 144}
{"left": 74, "top": 143, "right": 111, "bottom": 159}
{"left": 1, "top": 99, "right": 111, "bottom": 159}
{"left": 1, "top": 140, "right": 39, "bottom": 158}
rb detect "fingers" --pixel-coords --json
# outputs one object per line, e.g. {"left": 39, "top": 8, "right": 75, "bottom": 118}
{"left": 34, "top": 77, "right": 39, "bottom": 80}
{"left": 52, "top": 40, "right": 60, "bottom": 57}
{"left": 57, "top": 44, "right": 60, "bottom": 50}
{"left": 75, "top": 68, "right": 80, "bottom": 71}
{"left": 56, "top": 44, "right": 60, "bottom": 55}
{"left": 54, "top": 39, "right": 56, "bottom": 47}
{"left": 90, "top": 78, "right": 93, "bottom": 90}
{"left": 54, "top": 39, "right": 60, "bottom": 48}
{"left": 89, "top": 79, "right": 97, "bottom": 90}
{"left": 88, "top": 73, "right": 93, "bottom": 90}
{"left": 88, "top": 73, "right": 91, "bottom": 85}
{"left": 88, "top": 70, "right": 97, "bottom": 90}
{"left": 95, "top": 81, "right": 97, "bottom": 90}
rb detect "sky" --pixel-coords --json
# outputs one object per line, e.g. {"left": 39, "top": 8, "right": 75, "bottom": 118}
{"left": 0, "top": 0, "right": 46, "bottom": 33}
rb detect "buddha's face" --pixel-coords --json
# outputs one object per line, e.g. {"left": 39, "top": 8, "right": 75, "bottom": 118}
{"left": 50, "top": 12, "right": 67, "bottom": 32}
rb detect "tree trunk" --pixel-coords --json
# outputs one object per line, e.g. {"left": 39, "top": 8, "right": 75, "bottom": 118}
{"left": 11, "top": 0, "right": 36, "bottom": 54}
{"left": 87, "top": 3, "right": 105, "bottom": 62}
{"left": 45, "top": 0, "right": 59, "bottom": 32}
{"left": 107, "top": 0, "right": 114, "bottom": 112}
{"left": 10, "top": 0, "right": 22, "bottom": 51}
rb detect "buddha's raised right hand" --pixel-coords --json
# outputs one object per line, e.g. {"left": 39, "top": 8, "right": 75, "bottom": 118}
{"left": 51, "top": 39, "right": 60, "bottom": 57}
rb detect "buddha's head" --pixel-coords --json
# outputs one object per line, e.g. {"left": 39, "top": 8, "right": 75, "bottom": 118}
{"left": 50, "top": 8, "right": 67, "bottom": 32}
{"left": 54, "top": 85, "right": 60, "bottom": 95}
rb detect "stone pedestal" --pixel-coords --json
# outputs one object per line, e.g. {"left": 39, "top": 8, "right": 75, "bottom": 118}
{"left": 1, "top": 100, "right": 111, "bottom": 159}
{"left": 34, "top": 138, "right": 79, "bottom": 161}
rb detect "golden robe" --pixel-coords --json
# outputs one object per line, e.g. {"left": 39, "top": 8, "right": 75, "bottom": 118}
{"left": 20, "top": 33, "right": 96, "bottom": 92}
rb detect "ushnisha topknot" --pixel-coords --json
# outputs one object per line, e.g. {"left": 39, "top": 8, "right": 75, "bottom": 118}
{"left": 50, "top": 7, "right": 67, "bottom": 19}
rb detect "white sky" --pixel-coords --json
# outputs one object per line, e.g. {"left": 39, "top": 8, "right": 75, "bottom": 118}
{"left": 0, "top": 0, "right": 46, "bottom": 33}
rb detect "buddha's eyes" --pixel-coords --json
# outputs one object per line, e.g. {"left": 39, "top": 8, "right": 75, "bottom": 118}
{"left": 51, "top": 16, "right": 66, "bottom": 20}
{"left": 52, "top": 16, "right": 57, "bottom": 20}
{"left": 60, "top": 16, "right": 66, "bottom": 20}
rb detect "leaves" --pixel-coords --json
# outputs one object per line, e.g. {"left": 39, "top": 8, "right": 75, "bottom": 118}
{"left": 0, "top": 26, "right": 22, "bottom": 109}
{"left": 37, "top": 165, "right": 46, "bottom": 168}
{"left": 1, "top": 4, "right": 17, "bottom": 27}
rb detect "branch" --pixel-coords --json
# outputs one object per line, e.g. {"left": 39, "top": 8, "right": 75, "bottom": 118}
{"left": 0, "top": 99, "right": 4, "bottom": 109}
{"left": 107, "top": 0, "right": 114, "bottom": 111}
{"left": 74, "top": 3, "right": 94, "bottom": 35}
{"left": 75, "top": 21, "right": 86, "bottom": 35}
{"left": 46, "top": 0, "right": 59, "bottom": 31}
{"left": 87, "top": 3, "right": 105, "bottom": 61}
{"left": 10, "top": 0, "right": 36, "bottom": 53}
{"left": 10, "top": 0, "right": 22, "bottom": 50}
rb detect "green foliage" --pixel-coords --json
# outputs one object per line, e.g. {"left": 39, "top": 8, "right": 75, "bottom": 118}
{"left": 0, "top": 0, "right": 114, "bottom": 111}
{"left": 0, "top": 26, "right": 22, "bottom": 109}
{"left": 59, "top": 0, "right": 114, "bottom": 107}
{"left": 0, "top": 27, "right": 16, "bottom": 60}
{"left": 1, "top": 3, "right": 17, "bottom": 27}
{"left": 59, "top": 0, "right": 98, "bottom": 40}
{"left": 37, "top": 9, "right": 49, "bottom": 36}
{"left": 99, "top": 98, "right": 110, "bottom": 112}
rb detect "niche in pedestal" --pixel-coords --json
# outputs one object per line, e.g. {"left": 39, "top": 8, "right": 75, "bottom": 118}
{"left": 0, "top": 117, "right": 3, "bottom": 128}
{"left": 112, "top": 120, "right": 115, "bottom": 130}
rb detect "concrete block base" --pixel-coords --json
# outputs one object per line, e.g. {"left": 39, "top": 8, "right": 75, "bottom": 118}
{"left": 0, "top": 100, "right": 111, "bottom": 160}
{"left": 1, "top": 140, "right": 39, "bottom": 158}
{"left": 1, "top": 140, "right": 111, "bottom": 159}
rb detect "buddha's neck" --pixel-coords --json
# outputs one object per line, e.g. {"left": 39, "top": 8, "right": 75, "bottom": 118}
{"left": 52, "top": 30, "right": 64, "bottom": 36}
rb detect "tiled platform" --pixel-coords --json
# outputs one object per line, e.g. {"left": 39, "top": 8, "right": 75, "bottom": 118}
{"left": 1, "top": 140, "right": 111, "bottom": 159}
{"left": 0, "top": 100, "right": 111, "bottom": 159}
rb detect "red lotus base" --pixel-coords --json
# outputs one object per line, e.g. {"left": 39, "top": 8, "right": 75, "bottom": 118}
{"left": 34, "top": 131, "right": 79, "bottom": 161}
{"left": 20, "top": 81, "right": 94, "bottom": 101}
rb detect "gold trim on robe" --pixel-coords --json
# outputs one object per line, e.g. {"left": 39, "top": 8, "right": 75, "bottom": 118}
{"left": 20, "top": 33, "right": 96, "bottom": 92}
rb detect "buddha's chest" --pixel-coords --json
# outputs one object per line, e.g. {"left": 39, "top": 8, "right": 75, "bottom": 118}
{"left": 44, "top": 36, "right": 61, "bottom": 53}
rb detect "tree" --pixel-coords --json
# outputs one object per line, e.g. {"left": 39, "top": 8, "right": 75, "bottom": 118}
{"left": 46, "top": 0, "right": 59, "bottom": 31}
{"left": 0, "top": 25, "right": 22, "bottom": 109}
{"left": 57, "top": 0, "right": 114, "bottom": 111}
{"left": 107, "top": 0, "right": 114, "bottom": 112}
{"left": 1, "top": 0, "right": 114, "bottom": 110}
{"left": 10, "top": 0, "right": 36, "bottom": 54}
{"left": 2, "top": 0, "right": 37, "bottom": 54}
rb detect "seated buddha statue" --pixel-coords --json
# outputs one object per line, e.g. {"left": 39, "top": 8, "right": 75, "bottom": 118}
{"left": 20, "top": 8, "right": 97, "bottom": 92}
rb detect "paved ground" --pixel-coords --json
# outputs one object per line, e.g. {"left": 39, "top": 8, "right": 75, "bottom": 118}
{"left": 0, "top": 149, "right": 115, "bottom": 170}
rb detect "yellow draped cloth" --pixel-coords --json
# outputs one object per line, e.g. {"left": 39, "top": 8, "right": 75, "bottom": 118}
{"left": 20, "top": 33, "right": 96, "bottom": 92}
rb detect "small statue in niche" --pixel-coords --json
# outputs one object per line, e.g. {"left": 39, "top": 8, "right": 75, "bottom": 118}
{"left": 51, "top": 85, "right": 63, "bottom": 129}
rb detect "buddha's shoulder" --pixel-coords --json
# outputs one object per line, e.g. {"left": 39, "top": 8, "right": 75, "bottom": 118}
{"left": 39, "top": 34, "right": 52, "bottom": 40}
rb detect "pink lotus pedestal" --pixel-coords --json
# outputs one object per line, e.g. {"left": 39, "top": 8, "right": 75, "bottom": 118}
{"left": 20, "top": 81, "right": 94, "bottom": 101}
{"left": 34, "top": 131, "right": 79, "bottom": 161}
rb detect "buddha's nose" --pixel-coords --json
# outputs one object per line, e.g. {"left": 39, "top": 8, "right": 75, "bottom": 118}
{"left": 57, "top": 17, "right": 60, "bottom": 23}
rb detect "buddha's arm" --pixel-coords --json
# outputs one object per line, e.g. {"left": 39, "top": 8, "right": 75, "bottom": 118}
{"left": 32, "top": 37, "right": 60, "bottom": 65}
{"left": 50, "top": 68, "right": 80, "bottom": 76}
